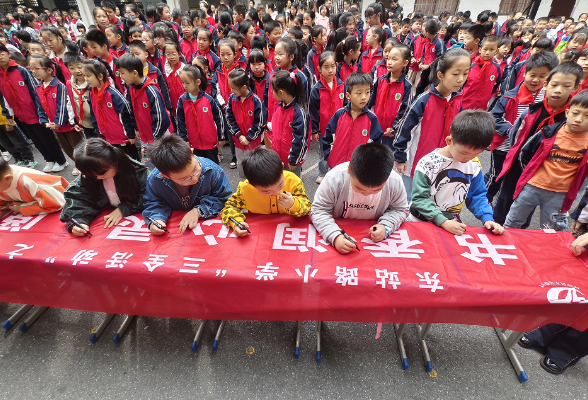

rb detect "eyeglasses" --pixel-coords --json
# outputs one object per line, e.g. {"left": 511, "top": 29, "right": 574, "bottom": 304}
{"left": 0, "top": 52, "right": 8, "bottom": 56}
{"left": 178, "top": 163, "right": 201, "bottom": 186}
{"left": 165, "top": 52, "right": 178, "bottom": 57}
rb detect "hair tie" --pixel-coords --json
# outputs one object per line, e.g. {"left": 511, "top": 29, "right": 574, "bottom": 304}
{"left": 96, "top": 56, "right": 101, "bottom": 61}
{"left": 290, "top": 71, "right": 297, "bottom": 83}
{"left": 342, "top": 39, "right": 346, "bottom": 45}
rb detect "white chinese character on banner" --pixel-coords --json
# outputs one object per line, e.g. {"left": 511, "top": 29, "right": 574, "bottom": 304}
{"left": 417, "top": 272, "right": 444, "bottom": 292}
{"left": 361, "top": 229, "right": 424, "bottom": 258}
{"left": 334, "top": 266, "right": 358, "bottom": 286}
{"left": 272, "top": 223, "right": 327, "bottom": 252}
{"left": 375, "top": 269, "right": 401, "bottom": 289}
{"left": 5, "top": 243, "right": 34, "bottom": 259}
{"left": 105, "top": 252, "right": 133, "bottom": 268}
{"left": 180, "top": 257, "right": 205, "bottom": 274}
{"left": 142, "top": 254, "right": 168, "bottom": 272}
{"left": 106, "top": 216, "right": 151, "bottom": 242}
{"left": 192, "top": 220, "right": 237, "bottom": 245}
{"left": 255, "top": 262, "right": 279, "bottom": 280}
{"left": 295, "top": 264, "right": 319, "bottom": 283}
{"left": 455, "top": 234, "right": 517, "bottom": 265}
{"left": 72, "top": 250, "right": 98, "bottom": 266}
{"left": 215, "top": 269, "right": 227, "bottom": 277}
{"left": 0, "top": 214, "right": 45, "bottom": 232}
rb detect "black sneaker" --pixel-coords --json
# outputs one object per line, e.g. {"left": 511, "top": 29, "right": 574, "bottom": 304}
{"left": 518, "top": 336, "right": 546, "bottom": 354}
{"left": 229, "top": 157, "right": 237, "bottom": 169}
{"left": 540, "top": 356, "right": 567, "bottom": 375}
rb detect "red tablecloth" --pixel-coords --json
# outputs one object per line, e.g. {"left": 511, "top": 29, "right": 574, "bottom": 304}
{"left": 1, "top": 211, "right": 587, "bottom": 332}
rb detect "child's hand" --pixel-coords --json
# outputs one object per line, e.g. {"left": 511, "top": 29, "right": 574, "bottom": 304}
{"left": 287, "top": 164, "right": 297, "bottom": 171}
{"left": 484, "top": 221, "right": 504, "bottom": 235}
{"left": 233, "top": 221, "right": 249, "bottom": 237}
{"left": 312, "top": 133, "right": 320, "bottom": 142}
{"left": 411, "top": 57, "right": 417, "bottom": 64}
{"left": 441, "top": 219, "right": 467, "bottom": 235}
{"left": 7, "top": 119, "right": 16, "bottom": 127}
{"left": 104, "top": 208, "right": 123, "bottom": 228}
{"left": 8, "top": 202, "right": 21, "bottom": 213}
{"left": 384, "top": 128, "right": 393, "bottom": 137}
{"left": 420, "top": 64, "right": 429, "bottom": 70}
{"left": 5, "top": 123, "right": 13, "bottom": 131}
{"left": 179, "top": 208, "right": 200, "bottom": 234}
{"left": 74, "top": 124, "right": 83, "bottom": 132}
{"left": 571, "top": 232, "right": 588, "bottom": 256}
{"left": 135, "top": 131, "right": 141, "bottom": 141}
{"left": 278, "top": 191, "right": 294, "bottom": 209}
{"left": 72, "top": 223, "right": 90, "bottom": 237}
{"left": 51, "top": 123, "right": 61, "bottom": 130}
{"left": 572, "top": 220, "right": 584, "bottom": 233}
{"left": 396, "top": 162, "right": 406, "bottom": 174}
{"left": 129, "top": 138, "right": 136, "bottom": 145}
{"left": 239, "top": 136, "right": 250, "bottom": 146}
{"left": 369, "top": 224, "right": 386, "bottom": 242}
{"left": 149, "top": 219, "right": 167, "bottom": 235}
{"left": 334, "top": 234, "right": 358, "bottom": 254}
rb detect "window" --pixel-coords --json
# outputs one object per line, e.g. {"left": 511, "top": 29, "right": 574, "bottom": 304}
{"left": 413, "top": 0, "right": 460, "bottom": 16}
{"left": 498, "top": 0, "right": 533, "bottom": 15}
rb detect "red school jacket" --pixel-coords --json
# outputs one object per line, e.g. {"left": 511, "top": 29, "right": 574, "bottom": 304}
{"left": 176, "top": 91, "right": 223, "bottom": 150}
{"left": 87, "top": 83, "right": 136, "bottom": 145}
{"left": 163, "top": 62, "right": 186, "bottom": 111}
{"left": 462, "top": 57, "right": 502, "bottom": 110}
{"left": 0, "top": 61, "right": 47, "bottom": 124}
{"left": 36, "top": 77, "right": 74, "bottom": 133}
{"left": 226, "top": 91, "right": 266, "bottom": 150}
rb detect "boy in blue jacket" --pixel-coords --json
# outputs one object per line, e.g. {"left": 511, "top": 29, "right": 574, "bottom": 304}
{"left": 143, "top": 135, "right": 232, "bottom": 235}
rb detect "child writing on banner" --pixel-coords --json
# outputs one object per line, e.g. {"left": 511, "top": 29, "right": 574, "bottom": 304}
{"left": 311, "top": 142, "right": 409, "bottom": 255}
{"left": 504, "top": 90, "right": 588, "bottom": 231}
{"left": 83, "top": 59, "right": 140, "bottom": 161}
{"left": 393, "top": 48, "right": 470, "bottom": 201}
{"left": 309, "top": 51, "right": 345, "bottom": 184}
{"left": 0, "top": 157, "right": 68, "bottom": 216}
{"left": 60, "top": 138, "right": 149, "bottom": 236}
{"left": 322, "top": 72, "right": 383, "bottom": 169}
{"left": 486, "top": 52, "right": 558, "bottom": 204}
{"left": 493, "top": 62, "right": 582, "bottom": 225}
{"left": 408, "top": 110, "right": 504, "bottom": 235}
{"left": 226, "top": 68, "right": 266, "bottom": 177}
{"left": 270, "top": 70, "right": 310, "bottom": 177}
{"left": 461, "top": 35, "right": 501, "bottom": 110}
{"left": 221, "top": 148, "right": 312, "bottom": 236}
{"left": 368, "top": 43, "right": 412, "bottom": 148}
{"left": 142, "top": 135, "right": 232, "bottom": 235}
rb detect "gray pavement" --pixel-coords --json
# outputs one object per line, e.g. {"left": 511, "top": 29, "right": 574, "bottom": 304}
{"left": 0, "top": 142, "right": 586, "bottom": 399}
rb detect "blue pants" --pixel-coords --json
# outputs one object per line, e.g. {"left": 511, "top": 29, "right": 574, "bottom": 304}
{"left": 504, "top": 184, "right": 567, "bottom": 230}
{"left": 493, "top": 162, "right": 532, "bottom": 228}
{"left": 402, "top": 174, "right": 412, "bottom": 203}
{"left": 526, "top": 324, "right": 588, "bottom": 369}
{"left": 484, "top": 149, "right": 506, "bottom": 203}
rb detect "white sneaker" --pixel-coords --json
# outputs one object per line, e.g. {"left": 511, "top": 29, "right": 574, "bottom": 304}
{"left": 52, "top": 161, "right": 68, "bottom": 172}
{"left": 1, "top": 151, "right": 11, "bottom": 162}
{"left": 72, "top": 168, "right": 80, "bottom": 176}
{"left": 43, "top": 162, "right": 55, "bottom": 172}
{"left": 316, "top": 176, "right": 324, "bottom": 184}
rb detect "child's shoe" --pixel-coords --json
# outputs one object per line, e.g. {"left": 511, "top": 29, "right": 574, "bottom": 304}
{"left": 43, "top": 162, "right": 55, "bottom": 172}
{"left": 52, "top": 161, "right": 69, "bottom": 172}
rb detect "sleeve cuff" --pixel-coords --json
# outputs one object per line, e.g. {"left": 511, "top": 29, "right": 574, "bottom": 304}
{"left": 432, "top": 214, "right": 447, "bottom": 226}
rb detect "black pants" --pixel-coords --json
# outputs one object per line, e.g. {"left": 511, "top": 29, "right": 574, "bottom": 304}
{"left": 114, "top": 142, "right": 139, "bottom": 161}
{"left": 415, "top": 68, "right": 432, "bottom": 97}
{"left": 193, "top": 148, "right": 219, "bottom": 164}
{"left": 484, "top": 149, "right": 506, "bottom": 203}
{"left": 17, "top": 120, "right": 66, "bottom": 165}
{"left": 0, "top": 124, "right": 34, "bottom": 161}
{"left": 83, "top": 126, "right": 97, "bottom": 139}
{"left": 526, "top": 324, "right": 588, "bottom": 369}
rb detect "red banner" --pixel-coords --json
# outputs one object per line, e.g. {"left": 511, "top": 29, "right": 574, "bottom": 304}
{"left": 0, "top": 211, "right": 587, "bottom": 332}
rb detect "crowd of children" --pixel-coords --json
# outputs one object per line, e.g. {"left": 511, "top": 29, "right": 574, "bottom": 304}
{"left": 1, "top": 1, "right": 588, "bottom": 375}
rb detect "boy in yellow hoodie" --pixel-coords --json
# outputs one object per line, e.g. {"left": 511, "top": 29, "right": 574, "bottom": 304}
{"left": 221, "top": 148, "right": 312, "bottom": 236}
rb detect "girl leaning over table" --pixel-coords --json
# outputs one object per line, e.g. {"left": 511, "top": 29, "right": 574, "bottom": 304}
{"left": 60, "top": 138, "right": 149, "bottom": 236}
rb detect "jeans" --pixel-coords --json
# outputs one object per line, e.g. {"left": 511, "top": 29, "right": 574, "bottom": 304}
{"left": 504, "top": 184, "right": 567, "bottom": 230}
{"left": 318, "top": 139, "right": 329, "bottom": 177}
{"left": 526, "top": 324, "right": 588, "bottom": 369}
{"left": 401, "top": 174, "right": 413, "bottom": 203}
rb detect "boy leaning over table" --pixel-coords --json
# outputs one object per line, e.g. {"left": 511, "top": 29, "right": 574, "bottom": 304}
{"left": 311, "top": 142, "right": 409, "bottom": 255}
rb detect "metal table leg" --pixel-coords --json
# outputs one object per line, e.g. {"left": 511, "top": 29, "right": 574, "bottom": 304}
{"left": 18, "top": 306, "right": 48, "bottom": 333}
{"left": 315, "top": 321, "right": 322, "bottom": 363}
{"left": 2, "top": 304, "right": 33, "bottom": 331}
{"left": 416, "top": 323, "right": 433, "bottom": 372}
{"left": 294, "top": 321, "right": 301, "bottom": 359}
{"left": 494, "top": 328, "right": 529, "bottom": 383}
{"left": 191, "top": 320, "right": 207, "bottom": 352}
{"left": 89, "top": 313, "right": 115, "bottom": 344}
{"left": 394, "top": 323, "right": 409, "bottom": 370}
{"left": 112, "top": 315, "right": 135, "bottom": 344}
{"left": 212, "top": 320, "right": 225, "bottom": 351}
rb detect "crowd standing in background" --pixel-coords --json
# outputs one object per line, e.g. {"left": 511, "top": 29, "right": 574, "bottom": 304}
{"left": 1, "top": 0, "right": 588, "bottom": 376}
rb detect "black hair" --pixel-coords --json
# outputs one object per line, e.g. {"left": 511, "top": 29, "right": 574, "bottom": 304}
{"left": 63, "top": 52, "right": 85, "bottom": 65}
{"left": 303, "top": 10, "right": 315, "bottom": 22}
{"left": 116, "top": 53, "right": 144, "bottom": 77}
{"left": 238, "top": 19, "right": 255, "bottom": 38}
{"left": 227, "top": 30, "right": 244, "bottom": 44}
{"left": 180, "top": 64, "right": 208, "bottom": 92}
{"left": 29, "top": 40, "right": 46, "bottom": 52}
{"left": 384, "top": 37, "right": 401, "bottom": 47}
{"left": 497, "top": 37, "right": 514, "bottom": 54}
{"left": 369, "top": 25, "right": 385, "bottom": 47}
{"left": 349, "top": 142, "right": 394, "bottom": 187}
{"left": 246, "top": 9, "right": 262, "bottom": 28}
{"left": 100, "top": 0, "right": 116, "bottom": 11}
{"left": 364, "top": 2, "right": 384, "bottom": 25}
{"left": 345, "top": 71, "right": 372, "bottom": 92}
{"left": 536, "top": 17, "right": 549, "bottom": 24}
{"left": 22, "top": 13, "right": 35, "bottom": 27}
{"left": 339, "top": 11, "right": 354, "bottom": 28}
{"left": 267, "top": 2, "right": 276, "bottom": 11}
{"left": 532, "top": 37, "right": 554, "bottom": 51}
{"left": 14, "top": 30, "right": 31, "bottom": 44}
{"left": 162, "top": 40, "right": 181, "bottom": 57}
{"left": 401, "top": 18, "right": 411, "bottom": 26}
{"left": 450, "top": 110, "right": 494, "bottom": 149}
{"left": 218, "top": 38, "right": 236, "bottom": 54}
{"left": 444, "top": 22, "right": 461, "bottom": 43}
{"left": 391, "top": 43, "right": 411, "bottom": 73}
{"left": 86, "top": 28, "right": 109, "bottom": 47}
{"left": 482, "top": 34, "right": 499, "bottom": 46}
{"left": 105, "top": 24, "right": 128, "bottom": 45}
{"left": 193, "top": 55, "right": 210, "bottom": 71}
{"left": 477, "top": 13, "right": 489, "bottom": 24}
{"left": 466, "top": 24, "right": 486, "bottom": 43}
{"left": 155, "top": 2, "right": 170, "bottom": 18}
{"left": 326, "top": 27, "right": 346, "bottom": 51}
{"left": 0, "top": 158, "right": 10, "bottom": 179}
{"left": 335, "top": 35, "right": 361, "bottom": 63}
{"left": 526, "top": 51, "right": 559, "bottom": 72}
{"left": 238, "top": 150, "right": 284, "bottom": 185}
{"left": 172, "top": 8, "right": 183, "bottom": 21}
{"left": 429, "top": 48, "right": 470, "bottom": 86}
{"left": 147, "top": 134, "right": 194, "bottom": 175}
{"left": 250, "top": 36, "right": 268, "bottom": 52}
{"left": 571, "top": 89, "right": 588, "bottom": 109}
{"left": 29, "top": 54, "right": 66, "bottom": 83}
{"left": 423, "top": 19, "right": 439, "bottom": 36}
{"left": 288, "top": 26, "right": 303, "bottom": 40}
{"left": 265, "top": 20, "right": 281, "bottom": 35}
{"left": 318, "top": 50, "right": 336, "bottom": 68}
{"left": 560, "top": 50, "right": 578, "bottom": 63}
{"left": 82, "top": 58, "right": 117, "bottom": 85}
{"left": 9, "top": 51, "right": 27, "bottom": 67}
{"left": 330, "top": 13, "right": 340, "bottom": 32}
{"left": 270, "top": 69, "right": 307, "bottom": 111}
{"left": 229, "top": 67, "right": 254, "bottom": 92}
{"left": 129, "top": 26, "right": 143, "bottom": 38}
{"left": 547, "top": 61, "right": 583, "bottom": 86}
{"left": 460, "top": 22, "right": 473, "bottom": 32}
{"left": 520, "top": 27, "right": 535, "bottom": 38}
{"left": 249, "top": 49, "right": 266, "bottom": 64}
{"left": 277, "top": 37, "right": 303, "bottom": 68}
{"left": 74, "top": 138, "right": 146, "bottom": 204}
{"left": 129, "top": 40, "right": 147, "bottom": 54}
{"left": 233, "top": 4, "right": 246, "bottom": 17}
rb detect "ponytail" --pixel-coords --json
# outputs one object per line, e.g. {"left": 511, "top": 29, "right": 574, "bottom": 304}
{"left": 429, "top": 48, "right": 469, "bottom": 86}
{"left": 82, "top": 58, "right": 117, "bottom": 87}
{"left": 181, "top": 64, "right": 208, "bottom": 92}
{"left": 335, "top": 35, "right": 360, "bottom": 63}
{"left": 271, "top": 69, "right": 307, "bottom": 112}
{"left": 229, "top": 67, "right": 255, "bottom": 92}
{"left": 29, "top": 54, "right": 66, "bottom": 84}
{"left": 277, "top": 37, "right": 303, "bottom": 68}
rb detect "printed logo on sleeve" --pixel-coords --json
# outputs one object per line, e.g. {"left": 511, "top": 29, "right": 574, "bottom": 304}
{"left": 248, "top": 110, "right": 253, "bottom": 116}
{"left": 395, "top": 93, "right": 401, "bottom": 100}
{"left": 339, "top": 93, "right": 344, "bottom": 99}
{"left": 203, "top": 106, "right": 208, "bottom": 112}
{"left": 490, "top": 75, "right": 495, "bottom": 81}
{"left": 107, "top": 102, "right": 113, "bottom": 108}
{"left": 19, "top": 81, "right": 24, "bottom": 86}
{"left": 143, "top": 102, "right": 148, "bottom": 108}
{"left": 362, "top": 129, "right": 368, "bottom": 136}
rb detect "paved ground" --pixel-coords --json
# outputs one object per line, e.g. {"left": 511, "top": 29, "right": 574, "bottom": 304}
{"left": 0, "top": 142, "right": 586, "bottom": 399}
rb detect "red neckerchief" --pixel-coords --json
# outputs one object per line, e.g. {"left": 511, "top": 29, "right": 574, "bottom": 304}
{"left": 378, "top": 74, "right": 399, "bottom": 118}
{"left": 367, "top": 44, "right": 381, "bottom": 70}
{"left": 537, "top": 97, "right": 570, "bottom": 131}
{"left": 239, "top": 93, "right": 251, "bottom": 134}
{"left": 168, "top": 62, "right": 182, "bottom": 100}
{"left": 474, "top": 55, "right": 492, "bottom": 85}
{"left": 188, "top": 95, "right": 202, "bottom": 134}
{"left": 516, "top": 83, "right": 539, "bottom": 104}
{"left": 222, "top": 62, "right": 238, "bottom": 76}
{"left": 0, "top": 61, "right": 21, "bottom": 114}
{"left": 91, "top": 81, "right": 111, "bottom": 132}
{"left": 104, "top": 53, "right": 113, "bottom": 65}
{"left": 320, "top": 75, "right": 338, "bottom": 117}
{"left": 72, "top": 83, "right": 88, "bottom": 123}
{"left": 432, "top": 89, "right": 457, "bottom": 143}
{"left": 131, "top": 79, "right": 155, "bottom": 119}
{"left": 38, "top": 83, "right": 53, "bottom": 117}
